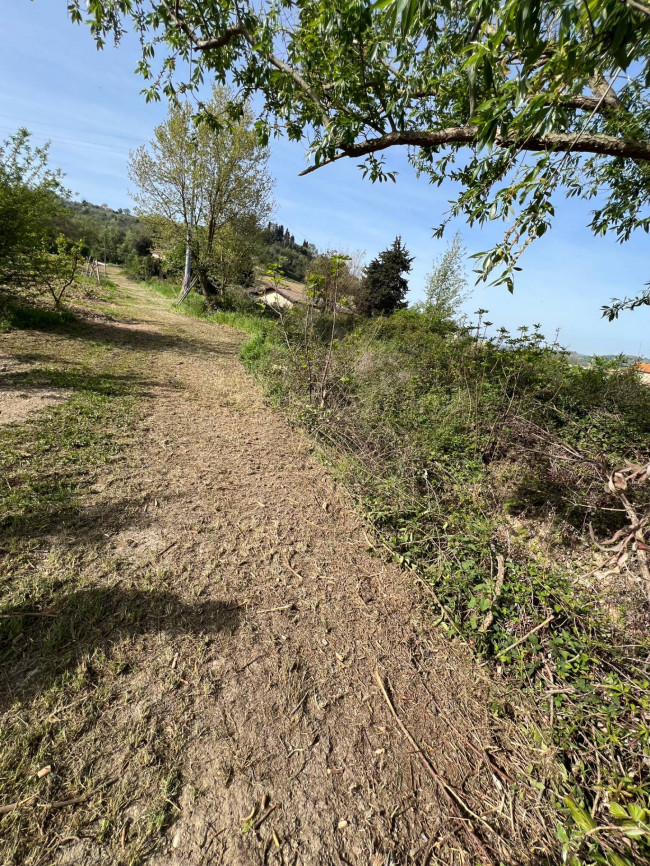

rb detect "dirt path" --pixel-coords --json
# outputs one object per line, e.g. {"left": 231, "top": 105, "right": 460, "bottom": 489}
{"left": 0, "top": 273, "right": 554, "bottom": 865}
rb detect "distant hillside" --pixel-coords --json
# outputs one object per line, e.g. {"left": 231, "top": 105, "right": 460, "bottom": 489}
{"left": 57, "top": 199, "right": 152, "bottom": 265}
{"left": 258, "top": 222, "right": 317, "bottom": 282}
{"left": 568, "top": 352, "right": 649, "bottom": 367}
{"left": 57, "top": 204, "right": 318, "bottom": 284}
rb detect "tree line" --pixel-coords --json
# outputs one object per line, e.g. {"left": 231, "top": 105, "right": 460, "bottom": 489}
{"left": 0, "top": 109, "right": 426, "bottom": 318}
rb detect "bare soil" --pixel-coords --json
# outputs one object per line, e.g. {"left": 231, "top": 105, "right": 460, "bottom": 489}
{"left": 0, "top": 272, "right": 557, "bottom": 865}
{"left": 0, "top": 353, "right": 69, "bottom": 426}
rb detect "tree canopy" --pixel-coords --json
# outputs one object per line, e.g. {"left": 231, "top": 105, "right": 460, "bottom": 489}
{"left": 360, "top": 236, "right": 413, "bottom": 315}
{"left": 69, "top": 0, "right": 650, "bottom": 314}
{"left": 128, "top": 86, "right": 273, "bottom": 297}
{"left": 0, "top": 129, "right": 66, "bottom": 286}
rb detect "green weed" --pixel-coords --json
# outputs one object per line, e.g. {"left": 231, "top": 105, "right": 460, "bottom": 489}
{"left": 144, "top": 275, "right": 273, "bottom": 357}
{"left": 146, "top": 278, "right": 208, "bottom": 319}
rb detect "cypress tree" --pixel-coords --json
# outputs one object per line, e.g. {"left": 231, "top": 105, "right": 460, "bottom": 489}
{"left": 359, "top": 236, "right": 413, "bottom": 316}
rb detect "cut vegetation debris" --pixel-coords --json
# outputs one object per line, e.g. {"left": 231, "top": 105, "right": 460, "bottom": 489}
{"left": 241, "top": 302, "right": 650, "bottom": 866}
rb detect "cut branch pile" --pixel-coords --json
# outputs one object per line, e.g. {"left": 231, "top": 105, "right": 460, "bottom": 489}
{"left": 594, "top": 461, "right": 650, "bottom": 600}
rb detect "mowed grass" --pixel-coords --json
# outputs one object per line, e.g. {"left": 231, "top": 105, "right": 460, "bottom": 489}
{"left": 146, "top": 277, "right": 270, "bottom": 336}
{"left": 0, "top": 289, "right": 196, "bottom": 864}
{"left": 145, "top": 278, "right": 208, "bottom": 320}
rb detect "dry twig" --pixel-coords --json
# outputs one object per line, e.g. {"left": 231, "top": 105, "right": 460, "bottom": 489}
{"left": 497, "top": 615, "right": 555, "bottom": 658}
{"left": 374, "top": 671, "right": 493, "bottom": 863}
{"left": 252, "top": 804, "right": 277, "bottom": 831}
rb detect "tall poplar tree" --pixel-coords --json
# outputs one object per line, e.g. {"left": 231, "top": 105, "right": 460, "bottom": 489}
{"left": 128, "top": 86, "right": 273, "bottom": 300}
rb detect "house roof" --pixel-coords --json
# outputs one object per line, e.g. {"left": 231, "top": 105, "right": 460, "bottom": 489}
{"left": 637, "top": 362, "right": 650, "bottom": 374}
{"left": 255, "top": 284, "right": 308, "bottom": 305}
{"left": 251, "top": 279, "right": 354, "bottom": 315}
{"left": 258, "top": 275, "right": 308, "bottom": 294}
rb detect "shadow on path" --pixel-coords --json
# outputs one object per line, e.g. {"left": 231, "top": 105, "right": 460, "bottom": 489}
{"left": 0, "top": 585, "right": 242, "bottom": 711}
{"left": 67, "top": 311, "right": 242, "bottom": 360}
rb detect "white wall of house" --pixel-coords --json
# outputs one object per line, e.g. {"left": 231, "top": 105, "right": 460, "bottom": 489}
{"left": 260, "top": 291, "right": 294, "bottom": 309}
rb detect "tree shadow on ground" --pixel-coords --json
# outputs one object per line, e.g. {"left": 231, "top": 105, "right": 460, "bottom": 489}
{"left": 1, "top": 487, "right": 179, "bottom": 553}
{"left": 0, "top": 362, "right": 183, "bottom": 547}
{"left": 0, "top": 585, "right": 242, "bottom": 712}
{"left": 3, "top": 296, "right": 240, "bottom": 359}
{"left": 66, "top": 311, "right": 242, "bottom": 360}
{"left": 0, "top": 366, "right": 170, "bottom": 400}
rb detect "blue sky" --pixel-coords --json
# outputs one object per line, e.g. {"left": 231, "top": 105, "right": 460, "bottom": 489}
{"left": 1, "top": 0, "right": 648, "bottom": 356}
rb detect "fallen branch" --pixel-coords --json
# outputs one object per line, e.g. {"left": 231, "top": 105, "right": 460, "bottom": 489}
{"left": 41, "top": 777, "right": 117, "bottom": 812}
{"left": 374, "top": 671, "right": 493, "bottom": 863}
{"left": 600, "top": 461, "right": 650, "bottom": 600}
{"left": 257, "top": 605, "right": 293, "bottom": 614}
{"left": 236, "top": 653, "right": 266, "bottom": 673}
{"left": 0, "top": 610, "right": 56, "bottom": 618}
{"left": 252, "top": 803, "right": 277, "bottom": 831}
{"left": 284, "top": 554, "right": 306, "bottom": 583}
{"left": 41, "top": 792, "right": 98, "bottom": 810}
{"left": 1, "top": 780, "right": 114, "bottom": 816}
{"left": 156, "top": 540, "right": 178, "bottom": 560}
{"left": 0, "top": 796, "right": 36, "bottom": 815}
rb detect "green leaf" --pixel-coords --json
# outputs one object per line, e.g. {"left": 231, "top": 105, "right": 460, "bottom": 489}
{"left": 565, "top": 796, "right": 596, "bottom": 832}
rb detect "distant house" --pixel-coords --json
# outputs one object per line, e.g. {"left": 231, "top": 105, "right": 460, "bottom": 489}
{"left": 252, "top": 283, "right": 308, "bottom": 309}
{"left": 250, "top": 278, "right": 354, "bottom": 315}
{"left": 636, "top": 362, "right": 650, "bottom": 386}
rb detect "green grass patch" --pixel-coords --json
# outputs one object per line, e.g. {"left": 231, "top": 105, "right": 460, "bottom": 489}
{"left": 146, "top": 278, "right": 209, "bottom": 319}
{"left": 143, "top": 275, "right": 274, "bottom": 354}
{"left": 0, "top": 369, "right": 137, "bottom": 537}
{"left": 0, "top": 296, "right": 77, "bottom": 333}
{"left": 146, "top": 277, "right": 178, "bottom": 301}
{"left": 75, "top": 273, "right": 117, "bottom": 293}
{"left": 0, "top": 337, "right": 178, "bottom": 864}
{"left": 208, "top": 309, "right": 266, "bottom": 335}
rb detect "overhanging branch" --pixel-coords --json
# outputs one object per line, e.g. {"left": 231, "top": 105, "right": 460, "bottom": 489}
{"left": 298, "top": 125, "right": 650, "bottom": 175}
{"left": 159, "top": 0, "right": 246, "bottom": 49}
{"left": 159, "top": 0, "right": 327, "bottom": 118}
{"left": 623, "top": 0, "right": 650, "bottom": 17}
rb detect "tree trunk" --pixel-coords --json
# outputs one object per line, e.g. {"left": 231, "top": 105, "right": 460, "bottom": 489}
{"left": 195, "top": 266, "right": 222, "bottom": 306}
